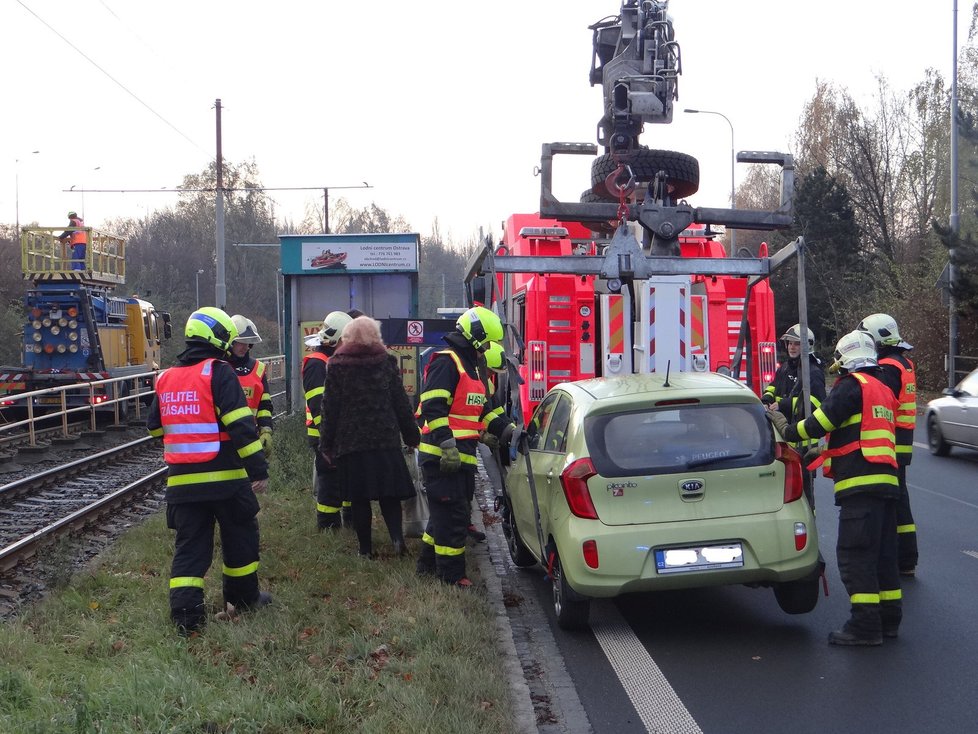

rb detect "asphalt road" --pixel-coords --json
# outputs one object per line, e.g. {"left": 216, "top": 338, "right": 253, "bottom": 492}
{"left": 490, "top": 425, "right": 978, "bottom": 734}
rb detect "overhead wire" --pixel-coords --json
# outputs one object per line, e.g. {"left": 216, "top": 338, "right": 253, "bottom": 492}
{"left": 16, "top": 0, "right": 208, "bottom": 156}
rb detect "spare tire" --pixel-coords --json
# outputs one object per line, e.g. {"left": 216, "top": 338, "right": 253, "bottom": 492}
{"left": 591, "top": 148, "right": 699, "bottom": 199}
{"left": 579, "top": 190, "right": 617, "bottom": 235}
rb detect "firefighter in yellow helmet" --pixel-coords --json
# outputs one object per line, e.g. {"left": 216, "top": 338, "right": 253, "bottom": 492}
{"left": 229, "top": 315, "right": 273, "bottom": 456}
{"left": 147, "top": 307, "right": 271, "bottom": 634}
{"left": 303, "top": 310, "right": 353, "bottom": 529}
{"left": 415, "top": 306, "right": 512, "bottom": 586}
{"left": 766, "top": 330, "right": 901, "bottom": 646}
{"left": 858, "top": 313, "right": 918, "bottom": 576}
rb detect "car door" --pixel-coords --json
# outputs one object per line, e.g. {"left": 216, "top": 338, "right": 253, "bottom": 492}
{"left": 535, "top": 393, "right": 574, "bottom": 544}
{"left": 509, "top": 392, "right": 569, "bottom": 559}
{"left": 946, "top": 370, "right": 978, "bottom": 447}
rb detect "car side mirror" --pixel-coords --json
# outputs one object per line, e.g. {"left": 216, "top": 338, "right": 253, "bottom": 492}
{"left": 943, "top": 387, "right": 959, "bottom": 397}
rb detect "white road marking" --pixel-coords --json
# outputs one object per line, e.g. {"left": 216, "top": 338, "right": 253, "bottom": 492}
{"left": 963, "top": 550, "right": 978, "bottom": 561}
{"left": 590, "top": 600, "right": 703, "bottom": 734}
{"left": 909, "top": 482, "right": 978, "bottom": 511}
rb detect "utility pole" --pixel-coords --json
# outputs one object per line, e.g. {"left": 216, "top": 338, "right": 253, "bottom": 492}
{"left": 949, "top": 0, "right": 960, "bottom": 388}
{"left": 215, "top": 98, "right": 227, "bottom": 310}
{"left": 323, "top": 188, "right": 330, "bottom": 233}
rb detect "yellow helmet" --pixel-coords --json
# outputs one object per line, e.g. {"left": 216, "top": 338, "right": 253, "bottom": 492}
{"left": 456, "top": 306, "right": 503, "bottom": 350}
{"left": 185, "top": 307, "right": 237, "bottom": 352}
{"left": 485, "top": 342, "right": 506, "bottom": 372}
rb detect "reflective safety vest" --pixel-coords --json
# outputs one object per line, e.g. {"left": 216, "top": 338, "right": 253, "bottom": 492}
{"left": 69, "top": 216, "right": 87, "bottom": 245}
{"left": 237, "top": 359, "right": 266, "bottom": 417}
{"left": 418, "top": 350, "right": 487, "bottom": 466}
{"left": 302, "top": 351, "right": 329, "bottom": 431}
{"left": 157, "top": 359, "right": 229, "bottom": 464}
{"left": 880, "top": 354, "right": 916, "bottom": 464}
{"left": 815, "top": 372, "right": 898, "bottom": 482}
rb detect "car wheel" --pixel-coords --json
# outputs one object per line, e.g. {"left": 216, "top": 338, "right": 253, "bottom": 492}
{"left": 773, "top": 569, "right": 820, "bottom": 615}
{"left": 927, "top": 413, "right": 951, "bottom": 456}
{"left": 502, "top": 500, "right": 536, "bottom": 568}
{"left": 591, "top": 148, "right": 700, "bottom": 200}
{"left": 551, "top": 550, "right": 591, "bottom": 630}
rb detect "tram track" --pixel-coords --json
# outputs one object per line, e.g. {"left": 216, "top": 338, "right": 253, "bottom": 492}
{"left": 0, "top": 435, "right": 166, "bottom": 592}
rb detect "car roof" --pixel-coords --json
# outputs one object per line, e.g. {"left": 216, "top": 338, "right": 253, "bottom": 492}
{"left": 553, "top": 372, "right": 757, "bottom": 406}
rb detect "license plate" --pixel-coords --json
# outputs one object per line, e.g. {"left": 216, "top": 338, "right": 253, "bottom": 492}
{"left": 654, "top": 543, "right": 744, "bottom": 574}
{"left": 37, "top": 396, "right": 63, "bottom": 405}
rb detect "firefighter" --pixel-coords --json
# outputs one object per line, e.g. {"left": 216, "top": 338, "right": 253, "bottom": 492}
{"left": 303, "top": 310, "right": 352, "bottom": 529}
{"left": 229, "top": 315, "right": 273, "bottom": 456}
{"left": 762, "top": 323, "right": 826, "bottom": 508}
{"left": 766, "top": 330, "right": 901, "bottom": 646}
{"left": 415, "top": 306, "right": 512, "bottom": 586}
{"left": 858, "top": 313, "right": 918, "bottom": 576}
{"left": 147, "top": 307, "right": 271, "bottom": 634}
{"left": 57, "top": 211, "right": 88, "bottom": 271}
{"left": 473, "top": 341, "right": 516, "bottom": 535}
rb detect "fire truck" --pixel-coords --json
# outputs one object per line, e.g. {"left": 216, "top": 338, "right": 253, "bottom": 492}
{"left": 465, "top": 0, "right": 805, "bottom": 425}
{"left": 0, "top": 226, "right": 171, "bottom": 418}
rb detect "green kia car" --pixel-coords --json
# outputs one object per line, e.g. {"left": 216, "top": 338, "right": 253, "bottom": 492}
{"left": 501, "top": 372, "right": 822, "bottom": 630}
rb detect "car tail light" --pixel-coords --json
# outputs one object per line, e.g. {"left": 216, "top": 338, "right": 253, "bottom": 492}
{"left": 560, "top": 458, "right": 599, "bottom": 519}
{"left": 583, "top": 539, "right": 599, "bottom": 568}
{"left": 793, "top": 522, "right": 808, "bottom": 551}
{"left": 775, "top": 442, "right": 804, "bottom": 503}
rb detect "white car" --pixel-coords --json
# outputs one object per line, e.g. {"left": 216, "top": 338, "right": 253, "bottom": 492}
{"left": 926, "top": 368, "right": 978, "bottom": 456}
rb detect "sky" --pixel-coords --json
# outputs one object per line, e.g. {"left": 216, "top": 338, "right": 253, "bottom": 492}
{"left": 1, "top": 1, "right": 962, "bottom": 245}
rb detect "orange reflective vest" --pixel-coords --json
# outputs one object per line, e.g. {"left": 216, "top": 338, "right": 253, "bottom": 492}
{"left": 879, "top": 354, "right": 916, "bottom": 464}
{"left": 817, "top": 372, "right": 898, "bottom": 480}
{"left": 157, "top": 359, "right": 229, "bottom": 464}
{"left": 69, "top": 216, "right": 86, "bottom": 245}
{"left": 302, "top": 351, "right": 329, "bottom": 429}
{"left": 418, "top": 350, "right": 487, "bottom": 466}
{"left": 237, "top": 359, "right": 266, "bottom": 417}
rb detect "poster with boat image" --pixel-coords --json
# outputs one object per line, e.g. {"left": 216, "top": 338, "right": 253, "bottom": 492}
{"left": 299, "top": 236, "right": 417, "bottom": 273}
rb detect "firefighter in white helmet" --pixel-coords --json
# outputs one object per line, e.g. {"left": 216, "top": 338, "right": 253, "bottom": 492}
{"left": 303, "top": 310, "right": 353, "bottom": 529}
{"left": 229, "top": 315, "right": 273, "bottom": 456}
{"left": 858, "top": 313, "right": 918, "bottom": 576}
{"left": 766, "top": 330, "right": 901, "bottom": 646}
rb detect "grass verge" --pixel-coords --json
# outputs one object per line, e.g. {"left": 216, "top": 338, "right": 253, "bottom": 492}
{"left": 0, "top": 416, "right": 516, "bottom": 733}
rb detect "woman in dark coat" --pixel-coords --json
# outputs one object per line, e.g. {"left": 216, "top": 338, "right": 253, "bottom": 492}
{"left": 319, "top": 316, "right": 421, "bottom": 557}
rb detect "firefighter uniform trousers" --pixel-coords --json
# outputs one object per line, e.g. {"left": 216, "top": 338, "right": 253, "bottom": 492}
{"left": 417, "top": 465, "right": 475, "bottom": 583}
{"left": 896, "top": 465, "right": 917, "bottom": 570}
{"left": 167, "top": 486, "right": 261, "bottom": 630}
{"left": 836, "top": 493, "right": 901, "bottom": 636}
{"left": 314, "top": 451, "right": 344, "bottom": 529}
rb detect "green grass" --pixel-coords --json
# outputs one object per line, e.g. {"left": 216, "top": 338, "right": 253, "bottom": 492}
{"left": 0, "top": 417, "right": 516, "bottom": 733}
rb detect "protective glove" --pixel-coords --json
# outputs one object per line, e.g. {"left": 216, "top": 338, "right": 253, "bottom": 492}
{"left": 802, "top": 446, "right": 822, "bottom": 466}
{"left": 760, "top": 393, "right": 775, "bottom": 406}
{"left": 259, "top": 429, "right": 273, "bottom": 457}
{"left": 765, "top": 409, "right": 789, "bottom": 436}
{"left": 439, "top": 438, "right": 461, "bottom": 474}
{"left": 480, "top": 431, "right": 500, "bottom": 452}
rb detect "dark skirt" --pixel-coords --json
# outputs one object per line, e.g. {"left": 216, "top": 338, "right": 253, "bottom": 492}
{"left": 336, "top": 448, "right": 417, "bottom": 502}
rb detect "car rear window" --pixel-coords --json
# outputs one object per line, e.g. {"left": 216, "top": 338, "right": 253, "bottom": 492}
{"left": 584, "top": 402, "right": 774, "bottom": 477}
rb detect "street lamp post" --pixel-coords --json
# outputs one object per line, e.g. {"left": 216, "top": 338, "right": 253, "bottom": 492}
{"left": 684, "top": 108, "right": 736, "bottom": 253}
{"left": 14, "top": 150, "right": 40, "bottom": 235}
{"left": 195, "top": 269, "right": 205, "bottom": 309}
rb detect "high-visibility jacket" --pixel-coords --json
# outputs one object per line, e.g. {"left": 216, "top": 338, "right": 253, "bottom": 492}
{"left": 157, "top": 360, "right": 228, "bottom": 464}
{"left": 235, "top": 357, "right": 272, "bottom": 434}
{"left": 302, "top": 351, "right": 329, "bottom": 440}
{"left": 418, "top": 349, "right": 487, "bottom": 469}
{"left": 879, "top": 352, "right": 916, "bottom": 466}
{"left": 69, "top": 216, "right": 87, "bottom": 245}
{"left": 809, "top": 372, "right": 898, "bottom": 499}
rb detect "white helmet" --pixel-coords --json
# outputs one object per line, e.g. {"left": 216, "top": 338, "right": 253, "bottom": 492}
{"left": 857, "top": 313, "right": 912, "bottom": 350}
{"left": 230, "top": 315, "right": 262, "bottom": 344}
{"left": 317, "top": 310, "right": 352, "bottom": 347}
{"left": 833, "top": 330, "right": 878, "bottom": 373}
{"left": 780, "top": 323, "right": 815, "bottom": 348}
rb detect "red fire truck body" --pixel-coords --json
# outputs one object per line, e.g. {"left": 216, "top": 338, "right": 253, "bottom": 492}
{"left": 489, "top": 213, "right": 778, "bottom": 425}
